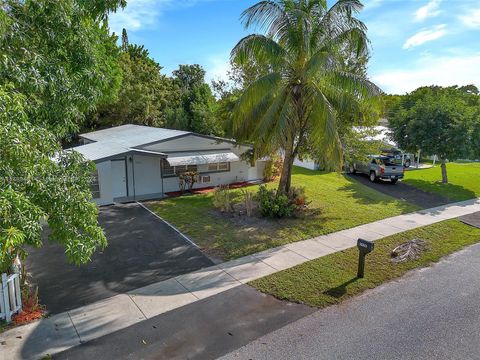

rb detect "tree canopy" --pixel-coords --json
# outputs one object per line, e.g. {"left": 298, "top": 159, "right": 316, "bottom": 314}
{"left": 87, "top": 30, "right": 177, "bottom": 130}
{"left": 1, "top": 0, "right": 123, "bottom": 139}
{"left": 389, "top": 85, "right": 480, "bottom": 183}
{"left": 231, "top": 0, "right": 380, "bottom": 193}
{"left": 0, "top": 0, "right": 125, "bottom": 272}
{"left": 166, "top": 64, "right": 222, "bottom": 136}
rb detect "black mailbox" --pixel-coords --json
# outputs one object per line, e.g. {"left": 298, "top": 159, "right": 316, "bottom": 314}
{"left": 357, "top": 239, "right": 374, "bottom": 253}
{"left": 357, "top": 238, "right": 374, "bottom": 278}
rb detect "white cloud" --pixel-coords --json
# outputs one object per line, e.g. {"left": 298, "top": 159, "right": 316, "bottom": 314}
{"left": 414, "top": 0, "right": 442, "bottom": 22}
{"left": 459, "top": 9, "right": 480, "bottom": 28}
{"left": 403, "top": 24, "right": 447, "bottom": 49}
{"left": 108, "top": 0, "right": 203, "bottom": 35}
{"left": 372, "top": 53, "right": 480, "bottom": 94}
{"left": 205, "top": 53, "right": 230, "bottom": 84}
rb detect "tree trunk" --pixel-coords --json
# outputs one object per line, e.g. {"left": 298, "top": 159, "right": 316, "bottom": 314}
{"left": 440, "top": 158, "right": 448, "bottom": 184}
{"left": 278, "top": 136, "right": 295, "bottom": 194}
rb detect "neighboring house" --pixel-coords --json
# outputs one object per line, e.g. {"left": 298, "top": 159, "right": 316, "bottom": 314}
{"left": 71, "top": 124, "right": 266, "bottom": 206}
{"left": 294, "top": 124, "right": 397, "bottom": 171}
{"left": 293, "top": 158, "right": 320, "bottom": 171}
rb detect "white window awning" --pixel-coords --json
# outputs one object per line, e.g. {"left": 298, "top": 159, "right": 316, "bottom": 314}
{"left": 165, "top": 151, "right": 240, "bottom": 166}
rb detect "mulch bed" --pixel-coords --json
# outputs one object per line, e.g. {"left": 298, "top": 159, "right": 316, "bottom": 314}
{"left": 165, "top": 181, "right": 255, "bottom": 198}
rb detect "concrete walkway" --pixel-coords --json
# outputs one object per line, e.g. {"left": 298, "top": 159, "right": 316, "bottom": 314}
{"left": 2, "top": 198, "right": 480, "bottom": 359}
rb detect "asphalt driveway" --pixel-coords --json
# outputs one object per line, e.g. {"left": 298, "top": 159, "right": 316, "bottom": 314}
{"left": 26, "top": 203, "right": 213, "bottom": 314}
{"left": 348, "top": 173, "right": 450, "bottom": 208}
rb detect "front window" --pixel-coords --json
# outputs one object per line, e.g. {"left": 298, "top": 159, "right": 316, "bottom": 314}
{"left": 163, "top": 161, "right": 175, "bottom": 176}
{"left": 218, "top": 162, "right": 229, "bottom": 171}
{"left": 162, "top": 160, "right": 198, "bottom": 177}
{"left": 207, "top": 162, "right": 230, "bottom": 172}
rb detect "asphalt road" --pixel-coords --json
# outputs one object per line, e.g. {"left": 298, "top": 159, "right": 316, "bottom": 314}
{"left": 220, "top": 241, "right": 480, "bottom": 360}
{"left": 54, "top": 285, "right": 314, "bottom": 360}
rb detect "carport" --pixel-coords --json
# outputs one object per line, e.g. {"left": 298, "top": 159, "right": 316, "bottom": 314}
{"left": 26, "top": 203, "right": 213, "bottom": 314}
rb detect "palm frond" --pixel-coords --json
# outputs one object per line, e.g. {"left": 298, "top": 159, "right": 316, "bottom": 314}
{"left": 231, "top": 34, "right": 286, "bottom": 68}
{"left": 241, "top": 1, "right": 287, "bottom": 33}
{"left": 253, "top": 88, "right": 289, "bottom": 141}
{"left": 314, "top": 0, "right": 367, "bottom": 45}
{"left": 232, "top": 72, "right": 282, "bottom": 138}
{"left": 307, "top": 84, "right": 343, "bottom": 169}
{"left": 304, "top": 49, "right": 334, "bottom": 77}
{"left": 329, "top": 71, "right": 381, "bottom": 99}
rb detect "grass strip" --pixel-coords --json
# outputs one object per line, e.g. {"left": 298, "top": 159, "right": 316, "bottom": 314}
{"left": 251, "top": 219, "right": 480, "bottom": 308}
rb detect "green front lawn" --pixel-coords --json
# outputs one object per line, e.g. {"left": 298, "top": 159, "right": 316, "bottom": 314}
{"left": 147, "top": 166, "right": 417, "bottom": 260}
{"left": 251, "top": 219, "right": 480, "bottom": 308}
{"left": 405, "top": 162, "right": 480, "bottom": 202}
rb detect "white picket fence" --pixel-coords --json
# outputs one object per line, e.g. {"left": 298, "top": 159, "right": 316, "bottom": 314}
{"left": 0, "top": 273, "right": 22, "bottom": 323}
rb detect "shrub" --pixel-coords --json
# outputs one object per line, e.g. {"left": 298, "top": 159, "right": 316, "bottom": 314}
{"left": 288, "top": 186, "right": 308, "bottom": 207}
{"left": 257, "top": 185, "right": 310, "bottom": 218}
{"left": 179, "top": 171, "right": 198, "bottom": 192}
{"left": 242, "top": 190, "right": 255, "bottom": 217}
{"left": 212, "top": 185, "right": 234, "bottom": 213}
{"left": 257, "top": 185, "right": 295, "bottom": 218}
{"left": 177, "top": 176, "right": 186, "bottom": 193}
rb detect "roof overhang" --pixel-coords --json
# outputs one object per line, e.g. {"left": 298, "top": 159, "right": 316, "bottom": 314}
{"left": 166, "top": 151, "right": 240, "bottom": 166}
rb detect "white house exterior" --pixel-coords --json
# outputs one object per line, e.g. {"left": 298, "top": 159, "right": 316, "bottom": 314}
{"left": 72, "top": 125, "right": 266, "bottom": 206}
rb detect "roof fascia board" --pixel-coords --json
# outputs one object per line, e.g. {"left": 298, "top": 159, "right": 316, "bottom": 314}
{"left": 88, "top": 149, "right": 167, "bottom": 163}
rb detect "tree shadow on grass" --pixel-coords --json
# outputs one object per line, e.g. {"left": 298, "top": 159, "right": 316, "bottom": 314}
{"left": 404, "top": 179, "right": 476, "bottom": 202}
{"left": 323, "top": 277, "right": 360, "bottom": 298}
{"left": 339, "top": 175, "right": 417, "bottom": 212}
{"left": 292, "top": 166, "right": 331, "bottom": 177}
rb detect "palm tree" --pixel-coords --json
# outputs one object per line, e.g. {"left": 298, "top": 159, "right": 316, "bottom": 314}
{"left": 231, "top": 0, "right": 380, "bottom": 194}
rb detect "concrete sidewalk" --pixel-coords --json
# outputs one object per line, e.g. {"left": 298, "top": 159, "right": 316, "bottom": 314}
{"left": 2, "top": 197, "right": 480, "bottom": 359}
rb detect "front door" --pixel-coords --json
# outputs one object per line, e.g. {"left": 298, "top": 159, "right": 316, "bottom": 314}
{"left": 111, "top": 160, "right": 127, "bottom": 199}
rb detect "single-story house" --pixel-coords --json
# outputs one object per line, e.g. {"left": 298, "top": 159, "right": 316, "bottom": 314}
{"left": 71, "top": 124, "right": 267, "bottom": 206}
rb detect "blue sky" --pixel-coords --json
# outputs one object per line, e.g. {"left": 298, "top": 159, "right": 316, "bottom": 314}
{"left": 109, "top": 0, "right": 480, "bottom": 94}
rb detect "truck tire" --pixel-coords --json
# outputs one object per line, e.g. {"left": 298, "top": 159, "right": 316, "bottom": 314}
{"left": 349, "top": 165, "right": 356, "bottom": 174}
{"left": 404, "top": 160, "right": 411, "bottom": 168}
{"left": 369, "top": 171, "right": 377, "bottom": 182}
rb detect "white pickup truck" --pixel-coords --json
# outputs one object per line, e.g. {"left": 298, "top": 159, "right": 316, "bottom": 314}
{"left": 350, "top": 155, "right": 405, "bottom": 184}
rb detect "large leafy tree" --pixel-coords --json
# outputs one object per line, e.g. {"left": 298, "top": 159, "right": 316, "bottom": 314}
{"left": 0, "top": 0, "right": 125, "bottom": 272}
{"left": 389, "top": 86, "right": 478, "bottom": 183}
{"left": 0, "top": 87, "right": 105, "bottom": 272}
{"left": 167, "top": 64, "right": 222, "bottom": 136}
{"left": 231, "top": 0, "right": 379, "bottom": 194}
{"left": 1, "top": 0, "right": 123, "bottom": 138}
{"left": 87, "top": 30, "right": 177, "bottom": 130}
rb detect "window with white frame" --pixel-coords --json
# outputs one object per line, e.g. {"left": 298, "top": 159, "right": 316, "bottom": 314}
{"left": 162, "top": 160, "right": 198, "bottom": 177}
{"left": 207, "top": 162, "right": 230, "bottom": 172}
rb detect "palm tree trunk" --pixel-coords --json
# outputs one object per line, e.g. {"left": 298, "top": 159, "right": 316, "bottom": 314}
{"left": 278, "top": 135, "right": 295, "bottom": 194}
{"left": 440, "top": 158, "right": 448, "bottom": 184}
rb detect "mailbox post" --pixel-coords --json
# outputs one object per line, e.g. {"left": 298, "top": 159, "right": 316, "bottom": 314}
{"left": 357, "top": 238, "right": 374, "bottom": 278}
